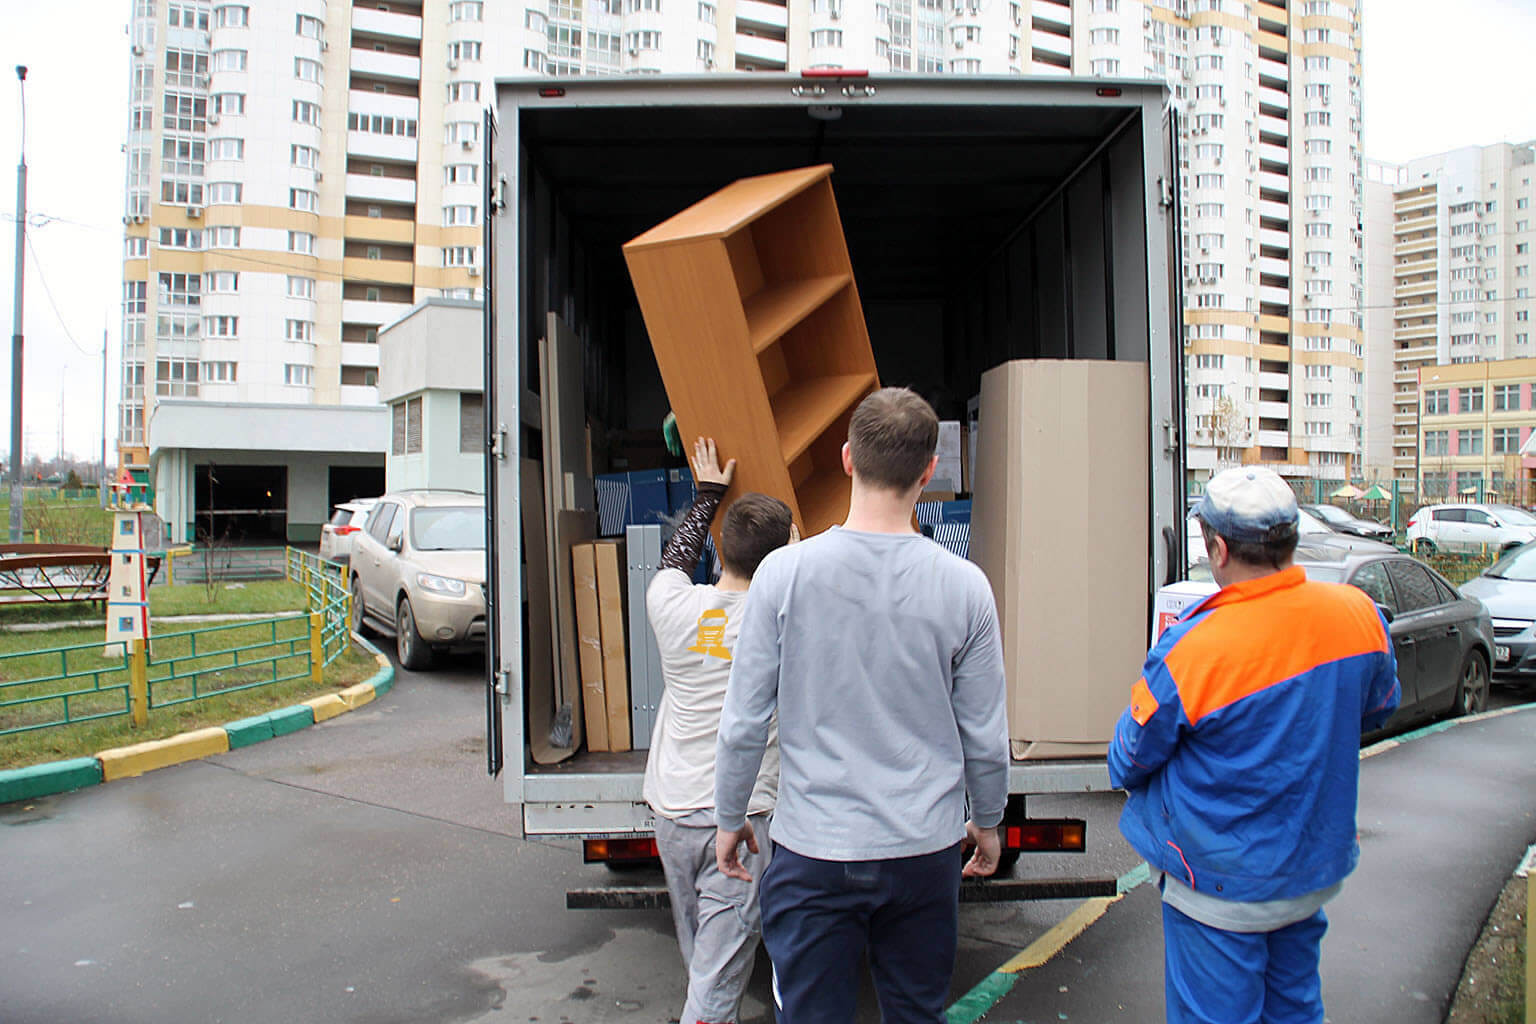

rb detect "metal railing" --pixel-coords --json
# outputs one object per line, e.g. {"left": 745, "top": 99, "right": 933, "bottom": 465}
{"left": 0, "top": 547, "right": 354, "bottom": 736}
{"left": 161, "top": 546, "right": 292, "bottom": 586}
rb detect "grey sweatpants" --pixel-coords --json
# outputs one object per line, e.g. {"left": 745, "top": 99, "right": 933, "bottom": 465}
{"left": 653, "top": 812, "right": 772, "bottom": 1024}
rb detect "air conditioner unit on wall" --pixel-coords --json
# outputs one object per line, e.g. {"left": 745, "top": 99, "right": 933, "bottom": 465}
{"left": 461, "top": 139, "right": 473, "bottom": 150}
{"left": 467, "top": 266, "right": 481, "bottom": 277}
{"left": 186, "top": 206, "right": 202, "bottom": 218}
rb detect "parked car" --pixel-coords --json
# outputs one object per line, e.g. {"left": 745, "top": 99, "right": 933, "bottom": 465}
{"left": 1187, "top": 506, "right": 1394, "bottom": 571}
{"left": 1301, "top": 503, "right": 1394, "bottom": 542}
{"left": 348, "top": 491, "right": 486, "bottom": 670}
{"left": 1404, "top": 503, "right": 1536, "bottom": 555}
{"left": 1458, "top": 540, "right": 1536, "bottom": 681}
{"left": 318, "top": 499, "right": 378, "bottom": 565}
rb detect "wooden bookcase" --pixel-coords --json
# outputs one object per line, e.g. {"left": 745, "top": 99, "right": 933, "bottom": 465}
{"left": 623, "top": 165, "right": 879, "bottom": 538}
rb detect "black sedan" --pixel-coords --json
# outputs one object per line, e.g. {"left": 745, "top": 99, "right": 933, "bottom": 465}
{"left": 1297, "top": 549, "right": 1495, "bottom": 737}
{"left": 1303, "top": 504, "right": 1395, "bottom": 542}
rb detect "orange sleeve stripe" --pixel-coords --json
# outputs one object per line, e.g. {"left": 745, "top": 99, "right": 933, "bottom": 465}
{"left": 1130, "top": 678, "right": 1159, "bottom": 726}
{"left": 1163, "top": 581, "right": 1389, "bottom": 725}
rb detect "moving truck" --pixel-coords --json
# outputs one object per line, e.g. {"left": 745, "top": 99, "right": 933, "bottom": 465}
{"left": 481, "top": 74, "right": 1187, "bottom": 902}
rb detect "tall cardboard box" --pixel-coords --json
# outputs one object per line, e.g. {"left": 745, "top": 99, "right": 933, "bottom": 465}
{"left": 593, "top": 540, "right": 631, "bottom": 753}
{"left": 970, "top": 360, "right": 1149, "bottom": 760}
{"left": 571, "top": 542, "right": 611, "bottom": 752}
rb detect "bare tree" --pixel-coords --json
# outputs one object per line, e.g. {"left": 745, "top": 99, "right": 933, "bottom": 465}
{"left": 1210, "top": 394, "right": 1252, "bottom": 469}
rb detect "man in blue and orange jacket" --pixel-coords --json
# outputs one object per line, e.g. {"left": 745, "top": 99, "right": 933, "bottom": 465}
{"left": 1109, "top": 466, "right": 1400, "bottom": 1024}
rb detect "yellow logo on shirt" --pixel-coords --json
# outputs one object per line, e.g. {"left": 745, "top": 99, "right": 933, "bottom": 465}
{"left": 687, "top": 609, "right": 732, "bottom": 660}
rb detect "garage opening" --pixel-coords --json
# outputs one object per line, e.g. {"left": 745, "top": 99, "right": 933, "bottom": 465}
{"left": 328, "top": 466, "right": 386, "bottom": 508}
{"left": 194, "top": 464, "right": 287, "bottom": 544}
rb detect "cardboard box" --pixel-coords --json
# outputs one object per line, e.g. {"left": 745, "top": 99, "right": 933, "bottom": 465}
{"left": 970, "top": 360, "right": 1150, "bottom": 760}
{"left": 594, "top": 540, "right": 631, "bottom": 753}
{"left": 571, "top": 542, "right": 610, "bottom": 752}
{"left": 932, "top": 420, "right": 964, "bottom": 493}
{"left": 1153, "top": 580, "right": 1218, "bottom": 640}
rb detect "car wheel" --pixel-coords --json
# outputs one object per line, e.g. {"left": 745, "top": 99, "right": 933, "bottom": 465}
{"left": 1455, "top": 651, "right": 1490, "bottom": 718}
{"left": 397, "top": 597, "right": 434, "bottom": 671}
{"left": 349, "top": 576, "right": 367, "bottom": 636}
{"left": 1413, "top": 539, "right": 1436, "bottom": 556}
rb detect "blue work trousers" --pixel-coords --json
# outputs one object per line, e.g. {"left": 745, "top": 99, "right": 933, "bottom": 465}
{"left": 1162, "top": 901, "right": 1329, "bottom": 1024}
{"left": 758, "top": 841, "right": 962, "bottom": 1024}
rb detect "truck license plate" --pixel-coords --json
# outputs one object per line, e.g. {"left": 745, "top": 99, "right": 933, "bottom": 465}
{"left": 1496, "top": 645, "right": 1511, "bottom": 663}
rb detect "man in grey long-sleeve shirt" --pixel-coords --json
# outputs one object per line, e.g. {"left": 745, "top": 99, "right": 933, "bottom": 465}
{"left": 714, "top": 387, "right": 1010, "bottom": 1024}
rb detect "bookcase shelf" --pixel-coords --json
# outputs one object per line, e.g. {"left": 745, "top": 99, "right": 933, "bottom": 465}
{"left": 623, "top": 165, "right": 879, "bottom": 538}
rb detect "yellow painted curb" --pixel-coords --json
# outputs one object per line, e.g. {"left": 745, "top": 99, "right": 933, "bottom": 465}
{"left": 303, "top": 694, "right": 349, "bottom": 722}
{"left": 97, "top": 727, "right": 231, "bottom": 782}
{"left": 338, "top": 682, "right": 376, "bottom": 709}
{"left": 998, "top": 896, "right": 1117, "bottom": 973}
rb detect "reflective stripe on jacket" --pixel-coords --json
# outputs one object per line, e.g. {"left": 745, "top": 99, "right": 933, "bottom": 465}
{"left": 1108, "top": 566, "right": 1400, "bottom": 903}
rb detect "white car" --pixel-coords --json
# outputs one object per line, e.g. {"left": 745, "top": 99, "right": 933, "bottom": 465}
{"left": 1405, "top": 504, "right": 1536, "bottom": 555}
{"left": 319, "top": 499, "right": 378, "bottom": 565}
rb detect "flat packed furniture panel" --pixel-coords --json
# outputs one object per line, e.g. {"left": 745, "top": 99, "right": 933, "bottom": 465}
{"left": 623, "top": 165, "right": 880, "bottom": 538}
{"left": 971, "top": 360, "right": 1150, "bottom": 760}
{"left": 626, "top": 525, "right": 664, "bottom": 749}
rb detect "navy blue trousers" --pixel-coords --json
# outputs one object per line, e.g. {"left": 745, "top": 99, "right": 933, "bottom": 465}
{"left": 1163, "top": 902, "right": 1329, "bottom": 1024}
{"left": 758, "top": 842, "right": 962, "bottom": 1024}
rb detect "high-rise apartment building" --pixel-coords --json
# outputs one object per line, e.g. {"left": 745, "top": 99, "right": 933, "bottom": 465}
{"left": 1361, "top": 157, "right": 1402, "bottom": 482}
{"left": 120, "top": 0, "right": 1363, "bottom": 539}
{"left": 1384, "top": 140, "right": 1536, "bottom": 498}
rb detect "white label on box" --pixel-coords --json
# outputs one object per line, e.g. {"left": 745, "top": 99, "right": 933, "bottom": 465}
{"left": 1153, "top": 581, "right": 1219, "bottom": 639}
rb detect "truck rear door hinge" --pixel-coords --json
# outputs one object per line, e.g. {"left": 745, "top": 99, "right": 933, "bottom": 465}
{"left": 491, "top": 173, "right": 508, "bottom": 215}
{"left": 494, "top": 667, "right": 512, "bottom": 697}
{"left": 1157, "top": 176, "right": 1175, "bottom": 210}
{"left": 490, "top": 421, "right": 509, "bottom": 461}
{"left": 1163, "top": 419, "right": 1179, "bottom": 454}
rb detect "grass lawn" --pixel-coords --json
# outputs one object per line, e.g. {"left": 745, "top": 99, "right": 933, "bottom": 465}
{"left": 0, "top": 618, "right": 381, "bottom": 771}
{"left": 0, "top": 580, "right": 311, "bottom": 626}
{"left": 0, "top": 493, "right": 115, "bottom": 548}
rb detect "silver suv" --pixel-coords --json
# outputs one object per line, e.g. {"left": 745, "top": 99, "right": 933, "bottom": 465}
{"left": 349, "top": 491, "right": 486, "bottom": 669}
{"left": 1405, "top": 503, "right": 1536, "bottom": 556}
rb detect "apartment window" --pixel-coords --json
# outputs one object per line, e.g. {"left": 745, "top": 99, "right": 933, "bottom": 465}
{"left": 292, "top": 100, "right": 322, "bottom": 127}
{"left": 125, "top": 237, "right": 148, "bottom": 259}
{"left": 1193, "top": 354, "right": 1224, "bottom": 370}
{"left": 447, "top": 81, "right": 481, "bottom": 104}
{"left": 1194, "top": 85, "right": 1223, "bottom": 102}
{"left": 157, "top": 272, "right": 201, "bottom": 308}
{"left": 445, "top": 121, "right": 479, "bottom": 144}
{"left": 811, "top": 29, "right": 844, "bottom": 47}
{"left": 214, "top": 5, "right": 248, "bottom": 28}
{"left": 167, "top": 4, "right": 209, "bottom": 30}
{"left": 294, "top": 57, "right": 323, "bottom": 84}
{"left": 1305, "top": 194, "right": 1334, "bottom": 212}
{"left": 443, "top": 205, "right": 478, "bottom": 227}
{"left": 291, "top": 144, "right": 319, "bottom": 169}
{"left": 698, "top": 0, "right": 716, "bottom": 20}
{"left": 1493, "top": 384, "right": 1521, "bottom": 412}
{"left": 1304, "top": 393, "right": 1332, "bottom": 408}
{"left": 1195, "top": 173, "right": 1224, "bottom": 191}
{"left": 1305, "top": 222, "right": 1333, "bottom": 238}
{"left": 449, "top": 0, "right": 484, "bottom": 20}
{"left": 162, "top": 92, "right": 207, "bottom": 133}
{"left": 213, "top": 49, "right": 247, "bottom": 73}
{"left": 284, "top": 319, "right": 314, "bottom": 343}
{"left": 202, "top": 361, "right": 237, "bottom": 383}
{"left": 447, "top": 40, "right": 482, "bottom": 62}
{"left": 289, "top": 188, "right": 318, "bottom": 213}
{"left": 1304, "top": 421, "right": 1332, "bottom": 437}
{"left": 1490, "top": 428, "right": 1522, "bottom": 456}
{"left": 1458, "top": 429, "right": 1485, "bottom": 455}
{"left": 1520, "top": 266, "right": 1532, "bottom": 279}
{"left": 283, "top": 276, "right": 314, "bottom": 301}
{"left": 1305, "top": 138, "right": 1332, "bottom": 155}
{"left": 204, "top": 315, "right": 238, "bottom": 338}
{"left": 1304, "top": 364, "right": 1334, "bottom": 381}
{"left": 1520, "top": 198, "right": 1531, "bottom": 210}
{"left": 365, "top": 287, "right": 381, "bottom": 301}
{"left": 1194, "top": 262, "right": 1224, "bottom": 280}
{"left": 1519, "top": 311, "right": 1532, "bottom": 322}
{"left": 1423, "top": 389, "right": 1449, "bottom": 415}
{"left": 211, "top": 93, "right": 244, "bottom": 118}
{"left": 1194, "top": 202, "right": 1225, "bottom": 219}
{"left": 1195, "top": 233, "right": 1224, "bottom": 251}
{"left": 288, "top": 231, "right": 316, "bottom": 255}
{"left": 207, "top": 137, "right": 244, "bottom": 162}
{"left": 157, "top": 227, "right": 202, "bottom": 249}
{"left": 1089, "top": 59, "right": 1121, "bottom": 75}
{"left": 444, "top": 164, "right": 477, "bottom": 186}
{"left": 156, "top": 357, "right": 200, "bottom": 397}
{"left": 459, "top": 393, "right": 484, "bottom": 453}
{"left": 347, "top": 113, "right": 418, "bottom": 137}
{"left": 1090, "top": 27, "right": 1120, "bottom": 46}
{"left": 1304, "top": 110, "right": 1332, "bottom": 127}
{"left": 295, "top": 14, "right": 323, "bottom": 38}
{"left": 1194, "top": 384, "right": 1224, "bottom": 399}
{"left": 204, "top": 271, "right": 238, "bottom": 294}
{"left": 1423, "top": 430, "right": 1449, "bottom": 456}
{"left": 625, "top": 30, "right": 662, "bottom": 51}
{"left": 1458, "top": 387, "right": 1485, "bottom": 413}
{"left": 206, "top": 226, "right": 239, "bottom": 249}
{"left": 207, "top": 181, "right": 241, "bottom": 205}
{"left": 1518, "top": 333, "right": 1531, "bottom": 345}
{"left": 443, "top": 246, "right": 478, "bottom": 267}
{"left": 284, "top": 364, "right": 314, "bottom": 387}
{"left": 522, "top": 49, "right": 547, "bottom": 73}
{"left": 124, "top": 281, "right": 148, "bottom": 314}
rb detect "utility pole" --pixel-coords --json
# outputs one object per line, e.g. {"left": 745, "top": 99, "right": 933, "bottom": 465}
{"left": 100, "top": 323, "right": 107, "bottom": 508}
{"left": 9, "top": 66, "right": 27, "bottom": 542}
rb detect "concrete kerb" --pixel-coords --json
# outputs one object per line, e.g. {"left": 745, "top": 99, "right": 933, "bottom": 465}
{"left": 0, "top": 632, "right": 394, "bottom": 806}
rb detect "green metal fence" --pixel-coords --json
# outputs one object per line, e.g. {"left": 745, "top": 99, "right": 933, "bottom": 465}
{"left": 0, "top": 547, "right": 353, "bottom": 737}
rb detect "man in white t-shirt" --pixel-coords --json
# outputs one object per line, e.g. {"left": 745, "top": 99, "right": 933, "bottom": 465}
{"left": 644, "top": 437, "right": 793, "bottom": 1024}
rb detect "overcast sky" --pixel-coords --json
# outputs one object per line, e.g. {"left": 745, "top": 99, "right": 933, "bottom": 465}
{"left": 1, "top": 0, "right": 1534, "bottom": 462}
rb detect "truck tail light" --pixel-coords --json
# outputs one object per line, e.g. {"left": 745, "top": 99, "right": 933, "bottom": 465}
{"left": 1002, "top": 819, "right": 1086, "bottom": 853}
{"left": 583, "top": 837, "right": 660, "bottom": 864}
{"left": 335, "top": 525, "right": 360, "bottom": 535}
{"left": 1407, "top": 518, "right": 1417, "bottom": 529}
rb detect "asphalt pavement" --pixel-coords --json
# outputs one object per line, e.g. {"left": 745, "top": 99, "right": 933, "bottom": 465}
{"left": 2, "top": 649, "right": 1533, "bottom": 1024}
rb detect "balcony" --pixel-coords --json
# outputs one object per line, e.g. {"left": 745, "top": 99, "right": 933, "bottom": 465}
{"left": 1259, "top": 371, "right": 1291, "bottom": 390}
{"left": 1260, "top": 256, "right": 1290, "bottom": 278}
{"left": 1259, "top": 201, "right": 1290, "bottom": 225}
{"left": 340, "top": 384, "right": 381, "bottom": 406}
{"left": 1394, "top": 303, "right": 1435, "bottom": 321}
{"left": 1257, "top": 430, "right": 1291, "bottom": 448}
{"left": 1259, "top": 401, "right": 1291, "bottom": 419}
{"left": 1259, "top": 87, "right": 1290, "bottom": 114}
{"left": 342, "top": 256, "right": 414, "bottom": 286}
{"left": 350, "top": 48, "right": 422, "bottom": 82}
{"left": 1395, "top": 213, "right": 1435, "bottom": 234}
{"left": 735, "top": 33, "right": 788, "bottom": 65}
{"left": 1260, "top": 229, "right": 1290, "bottom": 253}
{"left": 1397, "top": 344, "right": 1436, "bottom": 360}
{"left": 1260, "top": 284, "right": 1291, "bottom": 307}
{"left": 1395, "top": 192, "right": 1436, "bottom": 213}
{"left": 344, "top": 214, "right": 415, "bottom": 244}
{"left": 1259, "top": 170, "right": 1290, "bottom": 195}
{"left": 1394, "top": 412, "right": 1418, "bottom": 426}
{"left": 341, "top": 298, "right": 412, "bottom": 326}
{"left": 1394, "top": 236, "right": 1437, "bottom": 257}
{"left": 1395, "top": 280, "right": 1436, "bottom": 299}
{"left": 341, "top": 342, "right": 381, "bottom": 367}
{"left": 345, "top": 172, "right": 417, "bottom": 204}
{"left": 1259, "top": 141, "right": 1289, "bottom": 167}
{"left": 347, "top": 131, "right": 418, "bottom": 163}
{"left": 348, "top": 89, "right": 419, "bottom": 120}
{"left": 352, "top": 7, "right": 422, "bottom": 41}
{"left": 737, "top": 0, "right": 788, "bottom": 31}
{"left": 1395, "top": 257, "right": 1436, "bottom": 276}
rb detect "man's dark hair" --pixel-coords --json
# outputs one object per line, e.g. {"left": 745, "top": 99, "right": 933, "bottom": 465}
{"left": 848, "top": 387, "right": 940, "bottom": 493}
{"left": 1198, "top": 518, "right": 1298, "bottom": 571}
{"left": 720, "top": 492, "right": 793, "bottom": 579}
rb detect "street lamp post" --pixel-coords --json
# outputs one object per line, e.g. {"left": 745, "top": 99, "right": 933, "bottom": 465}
{"left": 9, "top": 65, "right": 27, "bottom": 542}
